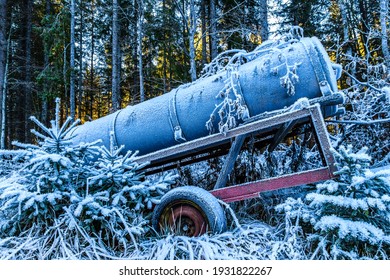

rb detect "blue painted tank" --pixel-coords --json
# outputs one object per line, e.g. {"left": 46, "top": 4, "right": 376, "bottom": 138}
{"left": 71, "top": 36, "right": 342, "bottom": 155}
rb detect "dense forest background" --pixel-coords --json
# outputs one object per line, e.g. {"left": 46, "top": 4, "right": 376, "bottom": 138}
{"left": 0, "top": 0, "right": 389, "bottom": 155}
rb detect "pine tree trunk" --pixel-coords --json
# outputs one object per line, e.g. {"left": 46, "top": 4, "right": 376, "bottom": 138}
{"left": 258, "top": 0, "right": 269, "bottom": 42}
{"left": 162, "top": 0, "right": 167, "bottom": 94}
{"left": 0, "top": 0, "right": 6, "bottom": 148}
{"left": 358, "top": 0, "right": 369, "bottom": 51}
{"left": 137, "top": 0, "right": 145, "bottom": 102}
{"left": 112, "top": 0, "right": 120, "bottom": 111}
{"left": 89, "top": 2, "right": 95, "bottom": 120}
{"left": 40, "top": 0, "right": 52, "bottom": 125}
{"left": 0, "top": 0, "right": 4, "bottom": 80}
{"left": 201, "top": 0, "right": 207, "bottom": 66}
{"left": 70, "top": 0, "right": 76, "bottom": 119}
{"left": 0, "top": 0, "right": 8, "bottom": 149}
{"left": 380, "top": 0, "right": 390, "bottom": 70}
{"left": 1, "top": 36, "right": 9, "bottom": 149}
{"left": 24, "top": 0, "right": 33, "bottom": 143}
{"left": 63, "top": 35, "right": 67, "bottom": 123}
{"left": 209, "top": 0, "right": 218, "bottom": 60}
{"left": 189, "top": 0, "right": 197, "bottom": 81}
{"left": 339, "top": 0, "right": 351, "bottom": 56}
{"left": 78, "top": 1, "right": 84, "bottom": 119}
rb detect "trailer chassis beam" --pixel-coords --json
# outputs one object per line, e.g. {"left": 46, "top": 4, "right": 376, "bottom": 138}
{"left": 211, "top": 105, "right": 337, "bottom": 202}
{"left": 210, "top": 167, "right": 333, "bottom": 202}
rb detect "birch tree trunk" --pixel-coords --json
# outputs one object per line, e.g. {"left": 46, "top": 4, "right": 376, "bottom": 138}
{"left": 189, "top": 0, "right": 197, "bottom": 81}
{"left": 380, "top": 0, "right": 390, "bottom": 70}
{"left": 112, "top": 0, "right": 120, "bottom": 111}
{"left": 137, "top": 0, "right": 145, "bottom": 102}
{"left": 70, "top": 0, "right": 76, "bottom": 119}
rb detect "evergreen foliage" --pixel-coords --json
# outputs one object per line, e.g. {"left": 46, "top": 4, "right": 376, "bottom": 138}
{"left": 0, "top": 99, "right": 176, "bottom": 251}
{"left": 276, "top": 145, "right": 390, "bottom": 259}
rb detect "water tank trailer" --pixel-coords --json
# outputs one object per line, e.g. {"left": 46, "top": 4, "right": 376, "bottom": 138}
{"left": 71, "top": 35, "right": 344, "bottom": 236}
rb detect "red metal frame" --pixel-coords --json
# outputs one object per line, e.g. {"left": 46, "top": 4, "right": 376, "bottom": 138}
{"left": 211, "top": 167, "right": 334, "bottom": 203}
{"left": 211, "top": 105, "right": 337, "bottom": 202}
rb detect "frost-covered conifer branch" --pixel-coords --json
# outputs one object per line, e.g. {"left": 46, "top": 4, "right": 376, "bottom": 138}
{"left": 29, "top": 116, "right": 52, "bottom": 136}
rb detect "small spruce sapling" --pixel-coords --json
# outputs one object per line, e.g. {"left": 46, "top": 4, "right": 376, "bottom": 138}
{"left": 0, "top": 98, "right": 177, "bottom": 248}
{"left": 0, "top": 98, "right": 100, "bottom": 236}
{"left": 276, "top": 145, "right": 390, "bottom": 259}
{"left": 65, "top": 131, "right": 177, "bottom": 244}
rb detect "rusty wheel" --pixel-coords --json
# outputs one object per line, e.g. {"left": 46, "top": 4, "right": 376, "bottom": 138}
{"left": 152, "top": 186, "right": 227, "bottom": 236}
{"left": 165, "top": 203, "right": 207, "bottom": 236}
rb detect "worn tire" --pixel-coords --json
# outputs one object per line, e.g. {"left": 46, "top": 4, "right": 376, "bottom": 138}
{"left": 152, "top": 186, "right": 227, "bottom": 236}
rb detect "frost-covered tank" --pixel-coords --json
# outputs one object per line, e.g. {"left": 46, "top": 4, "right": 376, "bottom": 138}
{"left": 71, "top": 36, "right": 342, "bottom": 155}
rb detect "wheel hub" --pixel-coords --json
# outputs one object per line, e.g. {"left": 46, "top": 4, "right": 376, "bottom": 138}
{"left": 167, "top": 205, "right": 206, "bottom": 236}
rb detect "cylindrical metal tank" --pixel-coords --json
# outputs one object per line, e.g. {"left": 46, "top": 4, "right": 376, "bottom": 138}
{"left": 71, "top": 37, "right": 342, "bottom": 156}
